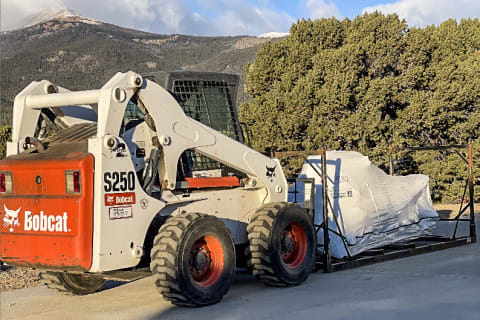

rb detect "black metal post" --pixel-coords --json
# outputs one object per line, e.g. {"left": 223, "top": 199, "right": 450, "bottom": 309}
{"left": 468, "top": 141, "right": 476, "bottom": 242}
{"left": 321, "top": 148, "right": 332, "bottom": 272}
{"left": 389, "top": 145, "right": 394, "bottom": 176}
{"left": 310, "top": 178, "right": 316, "bottom": 225}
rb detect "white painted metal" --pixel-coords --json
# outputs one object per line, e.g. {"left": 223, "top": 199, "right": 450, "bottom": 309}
{"left": 88, "top": 135, "right": 167, "bottom": 272}
{"left": 54, "top": 86, "right": 97, "bottom": 125}
{"left": 7, "top": 71, "right": 142, "bottom": 156}
{"left": 25, "top": 90, "right": 100, "bottom": 109}
{"left": 122, "top": 122, "right": 156, "bottom": 172}
{"left": 96, "top": 72, "right": 143, "bottom": 137}
{"left": 9, "top": 80, "right": 50, "bottom": 154}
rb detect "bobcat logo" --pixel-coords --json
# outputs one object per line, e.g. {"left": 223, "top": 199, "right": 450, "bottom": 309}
{"left": 106, "top": 195, "right": 115, "bottom": 205}
{"left": 3, "top": 205, "right": 21, "bottom": 233}
{"left": 266, "top": 165, "right": 277, "bottom": 178}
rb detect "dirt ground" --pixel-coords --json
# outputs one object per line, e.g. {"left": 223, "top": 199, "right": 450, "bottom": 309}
{"left": 434, "top": 203, "right": 474, "bottom": 218}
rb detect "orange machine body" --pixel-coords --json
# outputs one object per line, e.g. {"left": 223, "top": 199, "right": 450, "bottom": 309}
{"left": 0, "top": 152, "right": 94, "bottom": 271}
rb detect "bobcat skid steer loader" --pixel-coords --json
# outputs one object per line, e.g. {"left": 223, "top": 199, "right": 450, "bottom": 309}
{"left": 0, "top": 71, "right": 316, "bottom": 306}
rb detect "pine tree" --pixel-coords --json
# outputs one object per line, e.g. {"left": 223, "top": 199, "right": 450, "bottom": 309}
{"left": 241, "top": 13, "right": 480, "bottom": 202}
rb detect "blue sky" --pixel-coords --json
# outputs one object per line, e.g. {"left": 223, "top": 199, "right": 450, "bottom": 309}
{"left": 3, "top": 0, "right": 480, "bottom": 34}
{"left": 188, "top": 1, "right": 386, "bottom": 22}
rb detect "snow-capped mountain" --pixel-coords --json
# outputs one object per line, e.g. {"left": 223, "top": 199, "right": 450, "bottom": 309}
{"left": 25, "top": 7, "right": 79, "bottom": 26}
{"left": 257, "top": 32, "right": 289, "bottom": 39}
{"left": 6, "top": 7, "right": 100, "bottom": 31}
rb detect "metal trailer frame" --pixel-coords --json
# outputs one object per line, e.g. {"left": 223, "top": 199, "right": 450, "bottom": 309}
{"left": 274, "top": 142, "right": 476, "bottom": 273}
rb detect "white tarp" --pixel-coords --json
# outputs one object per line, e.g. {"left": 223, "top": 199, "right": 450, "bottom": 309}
{"left": 288, "top": 151, "right": 439, "bottom": 258}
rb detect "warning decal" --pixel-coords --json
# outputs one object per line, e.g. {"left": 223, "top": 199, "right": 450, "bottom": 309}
{"left": 109, "top": 206, "right": 133, "bottom": 220}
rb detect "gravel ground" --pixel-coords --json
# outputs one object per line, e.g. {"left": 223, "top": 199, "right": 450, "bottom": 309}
{"left": 0, "top": 266, "right": 40, "bottom": 291}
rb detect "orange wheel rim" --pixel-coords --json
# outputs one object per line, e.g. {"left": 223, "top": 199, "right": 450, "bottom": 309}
{"left": 280, "top": 222, "right": 307, "bottom": 268}
{"left": 189, "top": 235, "right": 224, "bottom": 287}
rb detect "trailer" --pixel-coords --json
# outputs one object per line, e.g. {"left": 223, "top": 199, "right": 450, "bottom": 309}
{"left": 276, "top": 145, "right": 476, "bottom": 273}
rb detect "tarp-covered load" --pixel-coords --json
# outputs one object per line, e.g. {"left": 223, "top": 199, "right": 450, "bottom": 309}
{"left": 288, "top": 151, "right": 439, "bottom": 258}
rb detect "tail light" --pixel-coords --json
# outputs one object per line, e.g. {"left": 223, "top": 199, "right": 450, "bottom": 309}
{"left": 65, "top": 170, "right": 81, "bottom": 194}
{"left": 0, "top": 171, "right": 13, "bottom": 193}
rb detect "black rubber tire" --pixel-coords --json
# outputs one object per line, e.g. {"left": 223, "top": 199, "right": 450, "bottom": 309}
{"left": 39, "top": 271, "right": 106, "bottom": 295}
{"left": 150, "top": 213, "right": 235, "bottom": 307}
{"left": 247, "top": 202, "right": 315, "bottom": 287}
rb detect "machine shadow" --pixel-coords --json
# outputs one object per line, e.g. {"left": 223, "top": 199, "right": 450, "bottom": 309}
{"left": 144, "top": 272, "right": 267, "bottom": 320}
{"left": 101, "top": 280, "right": 129, "bottom": 291}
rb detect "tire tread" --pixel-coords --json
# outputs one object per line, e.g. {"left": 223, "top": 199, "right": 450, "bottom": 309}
{"left": 247, "top": 202, "right": 313, "bottom": 287}
{"left": 39, "top": 271, "right": 104, "bottom": 295}
{"left": 150, "top": 212, "right": 207, "bottom": 306}
{"left": 247, "top": 203, "right": 288, "bottom": 286}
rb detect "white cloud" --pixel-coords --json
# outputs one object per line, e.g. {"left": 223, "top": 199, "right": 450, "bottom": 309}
{"left": 1, "top": 0, "right": 62, "bottom": 30}
{"left": 217, "top": 4, "right": 295, "bottom": 36}
{"left": 114, "top": 0, "right": 155, "bottom": 21}
{"left": 0, "top": 0, "right": 294, "bottom": 36}
{"left": 66, "top": 0, "right": 199, "bottom": 34}
{"left": 306, "top": 0, "right": 341, "bottom": 19}
{"left": 363, "top": 0, "right": 480, "bottom": 27}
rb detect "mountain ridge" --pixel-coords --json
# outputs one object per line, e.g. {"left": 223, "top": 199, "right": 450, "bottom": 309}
{"left": 0, "top": 15, "right": 277, "bottom": 125}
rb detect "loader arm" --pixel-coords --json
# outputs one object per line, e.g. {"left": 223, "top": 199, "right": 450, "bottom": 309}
{"left": 7, "top": 71, "right": 287, "bottom": 203}
{"left": 137, "top": 78, "right": 287, "bottom": 203}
